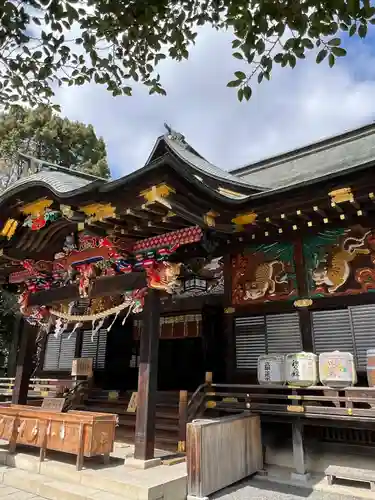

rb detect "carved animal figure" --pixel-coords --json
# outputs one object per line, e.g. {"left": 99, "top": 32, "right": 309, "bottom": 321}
{"left": 146, "top": 262, "right": 182, "bottom": 294}
{"left": 312, "top": 231, "right": 371, "bottom": 293}
{"left": 244, "top": 260, "right": 288, "bottom": 300}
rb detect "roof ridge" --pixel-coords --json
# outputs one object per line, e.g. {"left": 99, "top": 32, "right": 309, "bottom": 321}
{"left": 231, "top": 121, "right": 375, "bottom": 176}
{"left": 17, "top": 152, "right": 108, "bottom": 182}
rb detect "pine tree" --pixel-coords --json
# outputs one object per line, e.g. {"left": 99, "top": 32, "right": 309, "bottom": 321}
{"left": 0, "top": 105, "right": 110, "bottom": 190}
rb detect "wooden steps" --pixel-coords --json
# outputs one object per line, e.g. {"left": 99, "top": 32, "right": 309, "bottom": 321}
{"left": 81, "top": 391, "right": 183, "bottom": 452}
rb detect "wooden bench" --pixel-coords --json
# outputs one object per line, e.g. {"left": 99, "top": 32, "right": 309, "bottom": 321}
{"left": 325, "top": 465, "right": 375, "bottom": 491}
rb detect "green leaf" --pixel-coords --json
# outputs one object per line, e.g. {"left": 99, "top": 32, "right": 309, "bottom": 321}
{"left": 234, "top": 71, "right": 246, "bottom": 80}
{"left": 316, "top": 49, "right": 328, "bottom": 64}
{"left": 257, "top": 72, "right": 263, "bottom": 84}
{"left": 331, "top": 47, "right": 347, "bottom": 57}
{"left": 33, "top": 51, "right": 42, "bottom": 59}
{"left": 358, "top": 24, "right": 368, "bottom": 38}
{"left": 227, "top": 80, "right": 241, "bottom": 87}
{"left": 123, "top": 87, "right": 132, "bottom": 96}
{"left": 237, "top": 88, "right": 244, "bottom": 102}
{"left": 232, "top": 39, "right": 241, "bottom": 48}
{"left": 274, "top": 53, "right": 283, "bottom": 63}
{"left": 349, "top": 24, "right": 357, "bottom": 36}
{"left": 256, "top": 39, "right": 265, "bottom": 55}
{"left": 288, "top": 54, "right": 296, "bottom": 68}
{"left": 243, "top": 86, "right": 252, "bottom": 101}
{"left": 233, "top": 52, "right": 243, "bottom": 60}
{"left": 302, "top": 38, "right": 314, "bottom": 49}
{"left": 328, "top": 38, "right": 341, "bottom": 46}
{"left": 328, "top": 53, "right": 335, "bottom": 68}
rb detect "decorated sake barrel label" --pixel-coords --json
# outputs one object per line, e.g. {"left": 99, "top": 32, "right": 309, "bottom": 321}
{"left": 367, "top": 350, "right": 375, "bottom": 387}
{"left": 285, "top": 352, "right": 318, "bottom": 387}
{"left": 258, "top": 355, "right": 285, "bottom": 385}
{"left": 319, "top": 351, "right": 356, "bottom": 389}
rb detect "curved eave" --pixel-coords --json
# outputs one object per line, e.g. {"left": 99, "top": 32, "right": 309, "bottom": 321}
{"left": 0, "top": 178, "right": 104, "bottom": 210}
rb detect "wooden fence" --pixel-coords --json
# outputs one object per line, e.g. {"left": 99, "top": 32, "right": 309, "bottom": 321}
{"left": 0, "top": 377, "right": 73, "bottom": 399}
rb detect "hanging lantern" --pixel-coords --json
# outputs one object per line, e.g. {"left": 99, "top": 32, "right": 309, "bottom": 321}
{"left": 183, "top": 275, "right": 208, "bottom": 294}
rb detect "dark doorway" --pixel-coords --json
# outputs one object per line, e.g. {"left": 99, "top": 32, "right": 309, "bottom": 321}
{"left": 102, "top": 317, "right": 138, "bottom": 391}
{"left": 158, "top": 337, "right": 205, "bottom": 391}
{"left": 201, "top": 305, "right": 226, "bottom": 382}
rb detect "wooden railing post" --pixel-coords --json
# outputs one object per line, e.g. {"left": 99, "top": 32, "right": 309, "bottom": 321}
{"left": 178, "top": 390, "right": 188, "bottom": 453}
{"left": 205, "top": 371, "right": 212, "bottom": 387}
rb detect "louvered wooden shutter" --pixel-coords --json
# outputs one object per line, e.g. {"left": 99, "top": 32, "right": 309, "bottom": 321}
{"left": 43, "top": 331, "right": 77, "bottom": 371}
{"left": 235, "top": 316, "right": 266, "bottom": 370}
{"left": 266, "top": 313, "right": 302, "bottom": 354}
{"left": 81, "top": 329, "right": 107, "bottom": 369}
{"left": 96, "top": 329, "right": 107, "bottom": 369}
{"left": 58, "top": 331, "right": 77, "bottom": 370}
{"left": 350, "top": 304, "right": 375, "bottom": 369}
{"left": 43, "top": 335, "right": 60, "bottom": 370}
{"left": 312, "top": 309, "right": 353, "bottom": 355}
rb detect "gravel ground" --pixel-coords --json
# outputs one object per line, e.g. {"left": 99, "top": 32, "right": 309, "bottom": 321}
{"left": 211, "top": 478, "right": 364, "bottom": 500}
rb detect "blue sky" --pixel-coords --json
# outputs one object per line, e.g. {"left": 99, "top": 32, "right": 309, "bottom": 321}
{"left": 55, "top": 26, "right": 375, "bottom": 179}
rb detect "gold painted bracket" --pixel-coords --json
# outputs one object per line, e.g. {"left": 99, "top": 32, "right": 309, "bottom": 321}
{"left": 204, "top": 210, "right": 219, "bottom": 227}
{"left": 1, "top": 219, "right": 18, "bottom": 239}
{"left": 329, "top": 187, "right": 353, "bottom": 204}
{"left": 232, "top": 212, "right": 257, "bottom": 232}
{"left": 80, "top": 203, "right": 116, "bottom": 223}
{"left": 140, "top": 183, "right": 175, "bottom": 209}
{"left": 20, "top": 198, "right": 53, "bottom": 216}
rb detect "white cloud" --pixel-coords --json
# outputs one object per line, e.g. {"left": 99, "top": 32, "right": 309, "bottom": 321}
{"left": 55, "top": 27, "right": 375, "bottom": 177}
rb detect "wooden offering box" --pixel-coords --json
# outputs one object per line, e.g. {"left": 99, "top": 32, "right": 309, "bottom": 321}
{"left": 0, "top": 405, "right": 117, "bottom": 470}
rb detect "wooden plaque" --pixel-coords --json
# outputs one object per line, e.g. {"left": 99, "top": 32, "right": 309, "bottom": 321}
{"left": 127, "top": 392, "right": 138, "bottom": 413}
{"left": 72, "top": 358, "right": 93, "bottom": 377}
{"left": 41, "top": 397, "right": 65, "bottom": 412}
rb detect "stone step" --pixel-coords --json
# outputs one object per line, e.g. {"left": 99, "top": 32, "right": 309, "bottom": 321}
{"left": 2, "top": 468, "right": 132, "bottom": 500}
{"left": 0, "top": 463, "right": 186, "bottom": 500}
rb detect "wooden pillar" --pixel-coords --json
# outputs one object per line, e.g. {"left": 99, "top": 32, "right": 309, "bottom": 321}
{"left": 223, "top": 254, "right": 236, "bottom": 382}
{"left": 7, "top": 313, "right": 22, "bottom": 377}
{"left": 12, "top": 321, "right": 37, "bottom": 404}
{"left": 293, "top": 237, "right": 314, "bottom": 351}
{"left": 178, "top": 390, "right": 188, "bottom": 453}
{"left": 291, "top": 420, "right": 309, "bottom": 479}
{"left": 134, "top": 288, "right": 160, "bottom": 461}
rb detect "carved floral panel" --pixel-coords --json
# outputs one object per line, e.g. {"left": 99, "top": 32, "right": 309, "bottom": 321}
{"left": 231, "top": 242, "right": 297, "bottom": 305}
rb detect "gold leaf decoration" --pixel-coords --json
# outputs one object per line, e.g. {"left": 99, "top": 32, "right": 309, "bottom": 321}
{"left": 1, "top": 219, "right": 18, "bottom": 239}
{"left": 329, "top": 187, "right": 353, "bottom": 204}
{"left": 140, "top": 183, "right": 175, "bottom": 208}
{"left": 80, "top": 203, "right": 116, "bottom": 223}
{"left": 20, "top": 199, "right": 53, "bottom": 216}
{"left": 232, "top": 212, "right": 257, "bottom": 231}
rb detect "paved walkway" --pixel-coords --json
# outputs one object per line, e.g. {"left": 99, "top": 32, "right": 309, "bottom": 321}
{"left": 0, "top": 485, "right": 45, "bottom": 500}
{"left": 212, "top": 478, "right": 365, "bottom": 499}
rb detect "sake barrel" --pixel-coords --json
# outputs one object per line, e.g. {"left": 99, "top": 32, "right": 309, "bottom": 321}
{"left": 257, "top": 354, "right": 285, "bottom": 385}
{"left": 285, "top": 352, "right": 318, "bottom": 387}
{"left": 366, "top": 349, "right": 375, "bottom": 387}
{"left": 319, "top": 351, "right": 357, "bottom": 389}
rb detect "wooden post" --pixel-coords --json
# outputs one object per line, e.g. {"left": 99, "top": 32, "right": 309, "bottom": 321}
{"left": 178, "top": 390, "right": 188, "bottom": 453}
{"left": 291, "top": 420, "right": 310, "bottom": 480}
{"left": 134, "top": 288, "right": 160, "bottom": 461}
{"left": 7, "top": 313, "right": 22, "bottom": 377}
{"left": 12, "top": 321, "right": 37, "bottom": 404}
{"left": 293, "top": 237, "right": 314, "bottom": 352}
